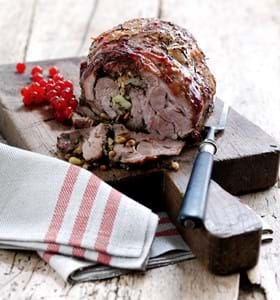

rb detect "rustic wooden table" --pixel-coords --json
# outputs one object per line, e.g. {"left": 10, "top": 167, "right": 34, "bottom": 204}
{"left": 0, "top": 0, "right": 279, "bottom": 299}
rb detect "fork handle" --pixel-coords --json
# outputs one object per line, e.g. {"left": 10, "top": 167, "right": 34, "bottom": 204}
{"left": 177, "top": 139, "right": 217, "bottom": 228}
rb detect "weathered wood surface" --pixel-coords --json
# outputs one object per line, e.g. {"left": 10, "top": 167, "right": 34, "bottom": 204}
{"left": 0, "top": 59, "right": 278, "bottom": 195}
{"left": 164, "top": 171, "right": 262, "bottom": 275}
{"left": 26, "top": 0, "right": 160, "bottom": 61}
{"left": 0, "top": 0, "right": 279, "bottom": 299}
{"left": 0, "top": 0, "right": 36, "bottom": 64}
{"left": 2, "top": 57, "right": 278, "bottom": 274}
{"left": 0, "top": 56, "right": 268, "bottom": 277}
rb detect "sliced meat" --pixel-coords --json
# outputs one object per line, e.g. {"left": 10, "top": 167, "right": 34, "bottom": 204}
{"left": 57, "top": 131, "right": 82, "bottom": 154}
{"left": 126, "top": 88, "right": 145, "bottom": 130}
{"left": 141, "top": 73, "right": 194, "bottom": 139}
{"left": 112, "top": 124, "right": 185, "bottom": 164}
{"left": 137, "top": 139, "right": 184, "bottom": 157}
{"left": 72, "top": 112, "right": 93, "bottom": 129}
{"left": 94, "top": 77, "right": 119, "bottom": 118}
{"left": 83, "top": 73, "right": 96, "bottom": 105}
{"left": 113, "top": 144, "right": 150, "bottom": 165}
{"left": 57, "top": 123, "right": 185, "bottom": 166}
{"left": 76, "top": 105, "right": 97, "bottom": 120}
{"left": 82, "top": 123, "right": 108, "bottom": 161}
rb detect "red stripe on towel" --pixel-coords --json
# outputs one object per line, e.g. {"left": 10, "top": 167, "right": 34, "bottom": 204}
{"left": 46, "top": 243, "right": 59, "bottom": 253}
{"left": 72, "top": 247, "right": 86, "bottom": 258}
{"left": 156, "top": 228, "right": 178, "bottom": 237}
{"left": 97, "top": 253, "right": 111, "bottom": 265}
{"left": 95, "top": 189, "right": 122, "bottom": 264}
{"left": 44, "top": 165, "right": 80, "bottom": 246}
{"left": 70, "top": 175, "right": 102, "bottom": 257}
{"left": 159, "top": 217, "right": 171, "bottom": 224}
{"left": 42, "top": 252, "right": 54, "bottom": 263}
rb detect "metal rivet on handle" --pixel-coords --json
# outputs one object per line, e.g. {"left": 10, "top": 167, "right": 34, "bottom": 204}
{"left": 183, "top": 219, "right": 196, "bottom": 229}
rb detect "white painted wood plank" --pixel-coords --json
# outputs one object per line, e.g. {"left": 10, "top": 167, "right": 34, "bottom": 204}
{"left": 0, "top": 250, "right": 239, "bottom": 300}
{"left": 78, "top": 0, "right": 160, "bottom": 55}
{"left": 25, "top": 0, "right": 97, "bottom": 61}
{"left": 240, "top": 187, "right": 280, "bottom": 300}
{"left": 0, "top": 0, "right": 36, "bottom": 64}
{"left": 115, "top": 260, "right": 239, "bottom": 300}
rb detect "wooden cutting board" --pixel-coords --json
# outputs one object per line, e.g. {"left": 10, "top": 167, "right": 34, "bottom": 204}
{"left": 0, "top": 58, "right": 279, "bottom": 275}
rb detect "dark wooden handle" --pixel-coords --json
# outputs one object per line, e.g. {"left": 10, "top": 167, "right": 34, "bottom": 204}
{"left": 177, "top": 141, "right": 216, "bottom": 228}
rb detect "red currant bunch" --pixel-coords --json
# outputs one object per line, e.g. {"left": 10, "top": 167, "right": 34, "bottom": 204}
{"left": 18, "top": 64, "right": 78, "bottom": 123}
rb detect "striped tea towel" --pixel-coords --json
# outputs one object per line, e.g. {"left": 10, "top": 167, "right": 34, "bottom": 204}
{"left": 0, "top": 143, "right": 158, "bottom": 270}
{"left": 38, "top": 212, "right": 194, "bottom": 282}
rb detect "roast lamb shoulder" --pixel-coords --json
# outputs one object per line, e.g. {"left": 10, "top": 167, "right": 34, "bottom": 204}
{"left": 58, "top": 18, "right": 216, "bottom": 167}
{"left": 80, "top": 18, "right": 216, "bottom": 140}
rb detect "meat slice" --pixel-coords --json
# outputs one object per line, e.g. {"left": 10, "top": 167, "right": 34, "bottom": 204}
{"left": 126, "top": 88, "right": 145, "bottom": 130}
{"left": 112, "top": 124, "right": 185, "bottom": 164}
{"left": 141, "top": 73, "right": 194, "bottom": 139}
{"left": 57, "top": 131, "right": 82, "bottom": 154}
{"left": 113, "top": 144, "right": 150, "bottom": 165}
{"left": 82, "top": 123, "right": 108, "bottom": 161}
{"left": 94, "top": 77, "right": 119, "bottom": 118}
{"left": 80, "top": 18, "right": 216, "bottom": 141}
{"left": 71, "top": 112, "right": 93, "bottom": 129}
{"left": 57, "top": 123, "right": 184, "bottom": 166}
{"left": 137, "top": 139, "right": 184, "bottom": 157}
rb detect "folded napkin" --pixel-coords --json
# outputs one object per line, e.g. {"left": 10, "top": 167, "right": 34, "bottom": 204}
{"left": 0, "top": 143, "right": 158, "bottom": 270}
{"left": 38, "top": 212, "right": 194, "bottom": 282}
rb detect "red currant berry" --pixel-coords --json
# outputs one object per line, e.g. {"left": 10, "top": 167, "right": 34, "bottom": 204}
{"left": 39, "top": 79, "right": 48, "bottom": 87}
{"left": 55, "top": 98, "right": 67, "bottom": 111}
{"left": 45, "top": 83, "right": 55, "bottom": 93}
{"left": 46, "top": 89, "right": 58, "bottom": 100}
{"left": 31, "top": 72, "right": 44, "bottom": 82}
{"left": 56, "top": 80, "right": 65, "bottom": 86}
{"left": 30, "top": 82, "right": 41, "bottom": 92}
{"left": 54, "top": 85, "right": 62, "bottom": 94}
{"left": 55, "top": 110, "right": 65, "bottom": 122}
{"left": 35, "top": 97, "right": 44, "bottom": 104}
{"left": 64, "top": 106, "right": 74, "bottom": 119}
{"left": 61, "top": 88, "right": 73, "bottom": 101}
{"left": 47, "top": 78, "right": 55, "bottom": 85}
{"left": 16, "top": 62, "right": 26, "bottom": 74}
{"left": 55, "top": 80, "right": 64, "bottom": 89}
{"left": 63, "top": 80, "right": 73, "bottom": 89}
{"left": 38, "top": 87, "right": 46, "bottom": 101}
{"left": 68, "top": 98, "right": 78, "bottom": 109}
{"left": 48, "top": 66, "right": 59, "bottom": 77}
{"left": 49, "top": 96, "right": 60, "bottom": 108}
{"left": 30, "top": 91, "right": 40, "bottom": 103}
{"left": 22, "top": 96, "right": 33, "bottom": 106}
{"left": 20, "top": 86, "right": 29, "bottom": 97}
{"left": 54, "top": 81, "right": 64, "bottom": 94}
{"left": 31, "top": 65, "right": 43, "bottom": 75}
{"left": 53, "top": 73, "right": 64, "bottom": 81}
